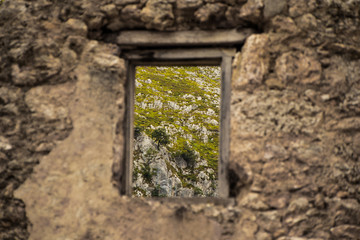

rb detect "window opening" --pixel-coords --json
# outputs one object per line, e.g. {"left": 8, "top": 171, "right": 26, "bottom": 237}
{"left": 122, "top": 48, "right": 234, "bottom": 199}
{"left": 133, "top": 66, "right": 221, "bottom": 197}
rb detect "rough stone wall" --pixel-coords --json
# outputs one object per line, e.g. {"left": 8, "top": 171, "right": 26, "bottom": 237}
{"left": 0, "top": 0, "right": 359, "bottom": 239}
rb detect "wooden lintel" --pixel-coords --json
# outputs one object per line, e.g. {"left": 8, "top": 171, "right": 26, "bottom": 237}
{"left": 117, "top": 29, "right": 254, "bottom": 46}
{"left": 123, "top": 48, "right": 236, "bottom": 61}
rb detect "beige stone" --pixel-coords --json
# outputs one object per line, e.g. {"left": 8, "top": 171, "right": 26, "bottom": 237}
{"left": 233, "top": 219, "right": 259, "bottom": 240}
{"left": 334, "top": 117, "right": 360, "bottom": 131}
{"left": 140, "top": 0, "right": 174, "bottom": 30}
{"left": 177, "top": 0, "right": 202, "bottom": 9}
{"left": 265, "top": 77, "right": 285, "bottom": 90}
{"left": 64, "top": 18, "right": 88, "bottom": 37}
{"left": 239, "top": 193, "right": 270, "bottom": 210}
{"left": 256, "top": 231, "right": 272, "bottom": 240}
{"left": 0, "top": 136, "right": 12, "bottom": 151}
{"left": 275, "top": 51, "right": 322, "bottom": 84}
{"left": 232, "top": 34, "right": 270, "bottom": 90}
{"left": 120, "top": 4, "right": 143, "bottom": 29}
{"left": 257, "top": 211, "right": 282, "bottom": 232}
{"left": 100, "top": 4, "right": 118, "bottom": 18}
{"left": 25, "top": 82, "right": 75, "bottom": 120}
{"left": 296, "top": 13, "right": 318, "bottom": 30}
{"left": 331, "top": 225, "right": 360, "bottom": 239}
{"left": 195, "top": 3, "right": 227, "bottom": 24}
{"left": 353, "top": 133, "right": 360, "bottom": 155}
{"left": 288, "top": 197, "right": 309, "bottom": 212}
{"left": 239, "top": 0, "right": 263, "bottom": 23}
{"left": 270, "top": 15, "right": 301, "bottom": 34}
{"left": 263, "top": 0, "right": 286, "bottom": 19}
{"left": 11, "top": 64, "right": 38, "bottom": 85}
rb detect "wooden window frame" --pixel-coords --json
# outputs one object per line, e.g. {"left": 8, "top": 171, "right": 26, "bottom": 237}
{"left": 115, "top": 29, "right": 253, "bottom": 201}
{"left": 121, "top": 48, "right": 234, "bottom": 199}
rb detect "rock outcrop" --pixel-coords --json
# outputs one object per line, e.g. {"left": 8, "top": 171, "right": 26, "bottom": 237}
{"left": 133, "top": 66, "right": 220, "bottom": 197}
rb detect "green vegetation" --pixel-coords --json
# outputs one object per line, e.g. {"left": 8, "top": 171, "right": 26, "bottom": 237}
{"left": 194, "top": 187, "right": 203, "bottom": 196}
{"left": 133, "top": 148, "right": 158, "bottom": 184}
{"left": 151, "top": 128, "right": 170, "bottom": 148}
{"left": 174, "top": 143, "right": 197, "bottom": 168}
{"left": 134, "top": 126, "right": 143, "bottom": 139}
{"left": 133, "top": 66, "right": 220, "bottom": 197}
{"left": 141, "top": 161, "right": 156, "bottom": 184}
{"left": 151, "top": 185, "right": 166, "bottom": 197}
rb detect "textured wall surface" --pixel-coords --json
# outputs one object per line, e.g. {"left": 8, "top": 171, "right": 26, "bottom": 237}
{"left": 0, "top": 0, "right": 360, "bottom": 239}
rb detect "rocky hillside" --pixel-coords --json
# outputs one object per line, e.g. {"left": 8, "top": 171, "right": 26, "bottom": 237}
{"left": 132, "top": 66, "right": 221, "bottom": 197}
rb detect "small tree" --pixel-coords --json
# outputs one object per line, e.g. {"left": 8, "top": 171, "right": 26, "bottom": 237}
{"left": 151, "top": 128, "right": 170, "bottom": 148}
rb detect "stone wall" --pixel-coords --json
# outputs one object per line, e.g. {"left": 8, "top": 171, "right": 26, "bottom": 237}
{"left": 0, "top": 0, "right": 359, "bottom": 239}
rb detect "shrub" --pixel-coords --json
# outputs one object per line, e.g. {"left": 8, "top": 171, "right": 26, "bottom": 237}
{"left": 133, "top": 186, "right": 147, "bottom": 196}
{"left": 151, "top": 128, "right": 170, "bottom": 148}
{"left": 151, "top": 185, "right": 166, "bottom": 197}
{"left": 140, "top": 161, "right": 157, "bottom": 184}
{"left": 144, "top": 148, "right": 158, "bottom": 159}
{"left": 194, "top": 187, "right": 203, "bottom": 196}
{"left": 134, "top": 126, "right": 143, "bottom": 139}
{"left": 174, "top": 143, "right": 197, "bottom": 168}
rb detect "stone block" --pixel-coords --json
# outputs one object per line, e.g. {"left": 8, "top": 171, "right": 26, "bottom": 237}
{"left": 64, "top": 18, "right": 88, "bottom": 37}
{"left": 140, "top": 0, "right": 174, "bottom": 30}
{"left": 25, "top": 82, "right": 75, "bottom": 120}
{"left": 239, "top": 0, "right": 263, "bottom": 23}
{"left": 275, "top": 51, "right": 321, "bottom": 84}
{"left": 331, "top": 225, "right": 360, "bottom": 239}
{"left": 232, "top": 34, "right": 270, "bottom": 90}
{"left": 264, "top": 0, "right": 286, "bottom": 19}
{"left": 177, "top": 0, "right": 202, "bottom": 10}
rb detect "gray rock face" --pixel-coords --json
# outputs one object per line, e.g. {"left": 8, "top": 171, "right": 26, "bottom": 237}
{"left": 133, "top": 133, "right": 181, "bottom": 197}
{"left": 133, "top": 133, "right": 217, "bottom": 197}
{"left": 133, "top": 134, "right": 216, "bottom": 197}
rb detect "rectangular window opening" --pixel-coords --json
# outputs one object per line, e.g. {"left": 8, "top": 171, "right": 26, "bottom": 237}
{"left": 133, "top": 65, "right": 221, "bottom": 197}
{"left": 122, "top": 48, "right": 233, "bottom": 200}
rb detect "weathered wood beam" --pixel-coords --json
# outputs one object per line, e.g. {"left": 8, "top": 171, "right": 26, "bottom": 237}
{"left": 117, "top": 29, "right": 254, "bottom": 46}
{"left": 123, "top": 48, "right": 236, "bottom": 61}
